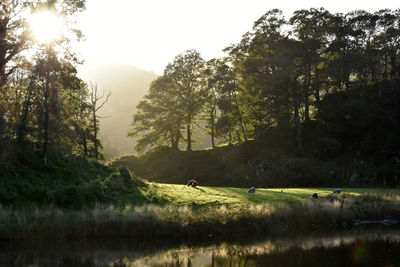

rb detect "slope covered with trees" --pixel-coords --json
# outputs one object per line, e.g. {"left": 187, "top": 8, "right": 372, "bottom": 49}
{"left": 126, "top": 8, "right": 400, "bottom": 186}
{"left": 0, "top": 0, "right": 130, "bottom": 208}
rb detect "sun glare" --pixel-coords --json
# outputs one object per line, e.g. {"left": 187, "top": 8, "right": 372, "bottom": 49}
{"left": 29, "top": 11, "right": 63, "bottom": 44}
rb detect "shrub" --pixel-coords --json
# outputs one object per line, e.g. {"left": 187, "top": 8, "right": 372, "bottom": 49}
{"left": 0, "top": 155, "right": 144, "bottom": 209}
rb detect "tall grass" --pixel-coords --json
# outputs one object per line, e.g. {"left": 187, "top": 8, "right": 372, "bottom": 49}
{"left": 1, "top": 193, "right": 399, "bottom": 240}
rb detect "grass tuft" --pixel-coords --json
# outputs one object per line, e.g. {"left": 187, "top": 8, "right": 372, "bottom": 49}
{"left": 0, "top": 185, "right": 399, "bottom": 240}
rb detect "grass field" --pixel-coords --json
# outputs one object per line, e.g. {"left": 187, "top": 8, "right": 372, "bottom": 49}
{"left": 1, "top": 183, "right": 399, "bottom": 240}
{"left": 138, "top": 183, "right": 400, "bottom": 207}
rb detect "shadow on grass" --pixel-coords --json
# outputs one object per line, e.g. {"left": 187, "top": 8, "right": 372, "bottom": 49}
{"left": 194, "top": 187, "right": 206, "bottom": 193}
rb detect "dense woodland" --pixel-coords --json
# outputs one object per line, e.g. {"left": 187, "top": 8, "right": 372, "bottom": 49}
{"left": 126, "top": 8, "right": 400, "bottom": 186}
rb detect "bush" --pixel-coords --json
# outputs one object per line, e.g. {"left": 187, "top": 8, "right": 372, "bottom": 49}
{"left": 0, "top": 155, "right": 144, "bottom": 209}
{"left": 53, "top": 180, "right": 111, "bottom": 209}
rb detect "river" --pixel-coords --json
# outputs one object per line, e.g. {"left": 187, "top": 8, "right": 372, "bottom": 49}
{"left": 1, "top": 227, "right": 399, "bottom": 266}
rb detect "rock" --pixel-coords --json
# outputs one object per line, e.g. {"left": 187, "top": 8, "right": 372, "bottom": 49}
{"left": 248, "top": 187, "right": 256, "bottom": 194}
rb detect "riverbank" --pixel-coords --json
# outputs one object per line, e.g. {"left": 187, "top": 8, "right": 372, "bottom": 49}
{"left": 1, "top": 188, "right": 399, "bottom": 241}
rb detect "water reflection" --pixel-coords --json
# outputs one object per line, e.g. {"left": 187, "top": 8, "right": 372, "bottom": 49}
{"left": 1, "top": 228, "right": 400, "bottom": 266}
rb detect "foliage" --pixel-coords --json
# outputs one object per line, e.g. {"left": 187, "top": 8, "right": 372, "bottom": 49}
{"left": 0, "top": 155, "right": 145, "bottom": 209}
{"left": 126, "top": 8, "right": 400, "bottom": 187}
{"left": 0, "top": 0, "right": 109, "bottom": 164}
{"left": 129, "top": 50, "right": 206, "bottom": 152}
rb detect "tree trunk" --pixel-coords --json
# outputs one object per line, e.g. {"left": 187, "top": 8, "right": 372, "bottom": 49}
{"left": 170, "top": 134, "right": 175, "bottom": 149}
{"left": 384, "top": 54, "right": 389, "bottom": 81}
{"left": 210, "top": 106, "right": 216, "bottom": 148}
{"left": 186, "top": 117, "right": 192, "bottom": 151}
{"left": 254, "top": 123, "right": 260, "bottom": 142}
{"left": 390, "top": 55, "right": 397, "bottom": 79}
{"left": 93, "top": 111, "right": 99, "bottom": 160}
{"left": 211, "top": 126, "right": 215, "bottom": 148}
{"left": 304, "top": 63, "right": 311, "bottom": 121}
{"left": 314, "top": 65, "right": 320, "bottom": 111}
{"left": 0, "top": 19, "right": 7, "bottom": 87}
{"left": 83, "top": 130, "right": 88, "bottom": 156}
{"left": 17, "top": 79, "right": 34, "bottom": 162}
{"left": 294, "top": 98, "right": 302, "bottom": 150}
{"left": 233, "top": 93, "right": 247, "bottom": 141}
{"left": 43, "top": 72, "right": 50, "bottom": 165}
{"left": 236, "top": 131, "right": 242, "bottom": 145}
{"left": 171, "top": 130, "right": 180, "bottom": 150}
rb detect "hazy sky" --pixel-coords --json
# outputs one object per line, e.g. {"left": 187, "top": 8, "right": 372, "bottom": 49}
{"left": 77, "top": 0, "right": 399, "bottom": 74}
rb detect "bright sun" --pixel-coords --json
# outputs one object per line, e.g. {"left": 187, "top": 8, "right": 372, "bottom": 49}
{"left": 29, "top": 11, "right": 63, "bottom": 43}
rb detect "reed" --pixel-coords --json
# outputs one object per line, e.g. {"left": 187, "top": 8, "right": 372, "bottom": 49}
{"left": 0, "top": 193, "right": 399, "bottom": 240}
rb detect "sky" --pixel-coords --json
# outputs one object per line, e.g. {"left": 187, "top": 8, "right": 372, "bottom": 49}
{"left": 76, "top": 0, "right": 399, "bottom": 74}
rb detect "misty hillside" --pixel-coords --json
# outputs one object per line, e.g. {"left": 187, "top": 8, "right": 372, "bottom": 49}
{"left": 79, "top": 64, "right": 158, "bottom": 159}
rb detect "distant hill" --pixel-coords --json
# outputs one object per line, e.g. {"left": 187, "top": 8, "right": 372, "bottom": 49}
{"left": 78, "top": 63, "right": 158, "bottom": 159}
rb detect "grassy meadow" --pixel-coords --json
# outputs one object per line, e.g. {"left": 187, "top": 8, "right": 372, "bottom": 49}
{"left": 135, "top": 183, "right": 400, "bottom": 207}
{"left": 2, "top": 181, "right": 399, "bottom": 241}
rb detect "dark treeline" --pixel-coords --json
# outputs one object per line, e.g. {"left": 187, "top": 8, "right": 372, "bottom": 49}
{"left": 128, "top": 8, "right": 400, "bottom": 186}
{"left": 0, "top": 0, "right": 109, "bottom": 165}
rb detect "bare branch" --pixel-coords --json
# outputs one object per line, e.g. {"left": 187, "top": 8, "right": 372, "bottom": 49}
{"left": 96, "top": 115, "right": 111, "bottom": 119}
{"left": 95, "top": 91, "right": 111, "bottom": 112}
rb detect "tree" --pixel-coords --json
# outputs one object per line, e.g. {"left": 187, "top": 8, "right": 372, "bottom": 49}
{"left": 0, "top": 0, "right": 31, "bottom": 86}
{"left": 205, "top": 58, "right": 248, "bottom": 145}
{"left": 164, "top": 49, "right": 206, "bottom": 151}
{"left": 203, "top": 59, "right": 221, "bottom": 148}
{"left": 0, "top": 0, "right": 86, "bottom": 162}
{"left": 227, "top": 9, "right": 295, "bottom": 140}
{"left": 290, "top": 8, "right": 331, "bottom": 118}
{"left": 89, "top": 83, "right": 110, "bottom": 160}
{"left": 128, "top": 76, "right": 183, "bottom": 152}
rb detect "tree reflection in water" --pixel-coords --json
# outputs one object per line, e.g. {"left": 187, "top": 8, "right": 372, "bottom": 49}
{"left": 1, "top": 229, "right": 400, "bottom": 266}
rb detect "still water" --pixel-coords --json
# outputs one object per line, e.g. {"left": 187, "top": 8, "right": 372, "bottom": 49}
{"left": 1, "top": 228, "right": 399, "bottom": 267}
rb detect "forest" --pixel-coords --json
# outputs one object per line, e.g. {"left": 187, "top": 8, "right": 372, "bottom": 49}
{"left": 123, "top": 8, "right": 400, "bottom": 187}
{"left": 0, "top": 0, "right": 122, "bottom": 207}
{"left": 0, "top": 0, "right": 106, "bottom": 162}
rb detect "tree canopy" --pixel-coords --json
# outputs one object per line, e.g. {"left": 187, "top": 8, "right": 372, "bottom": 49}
{"left": 0, "top": 0, "right": 110, "bottom": 164}
{"left": 128, "top": 8, "right": 400, "bottom": 185}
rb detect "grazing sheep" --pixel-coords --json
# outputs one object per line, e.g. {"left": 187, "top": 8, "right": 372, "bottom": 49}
{"left": 333, "top": 188, "right": 342, "bottom": 194}
{"left": 248, "top": 187, "right": 256, "bottom": 194}
{"left": 186, "top": 179, "right": 198, "bottom": 187}
{"left": 312, "top": 193, "right": 318, "bottom": 199}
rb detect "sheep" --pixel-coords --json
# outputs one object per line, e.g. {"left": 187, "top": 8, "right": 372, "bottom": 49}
{"left": 186, "top": 179, "right": 198, "bottom": 187}
{"left": 332, "top": 188, "right": 342, "bottom": 194}
{"left": 248, "top": 187, "right": 256, "bottom": 194}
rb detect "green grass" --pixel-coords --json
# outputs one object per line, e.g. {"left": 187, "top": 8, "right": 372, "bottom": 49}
{"left": 137, "top": 183, "right": 400, "bottom": 207}
{"left": 1, "top": 183, "right": 399, "bottom": 240}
